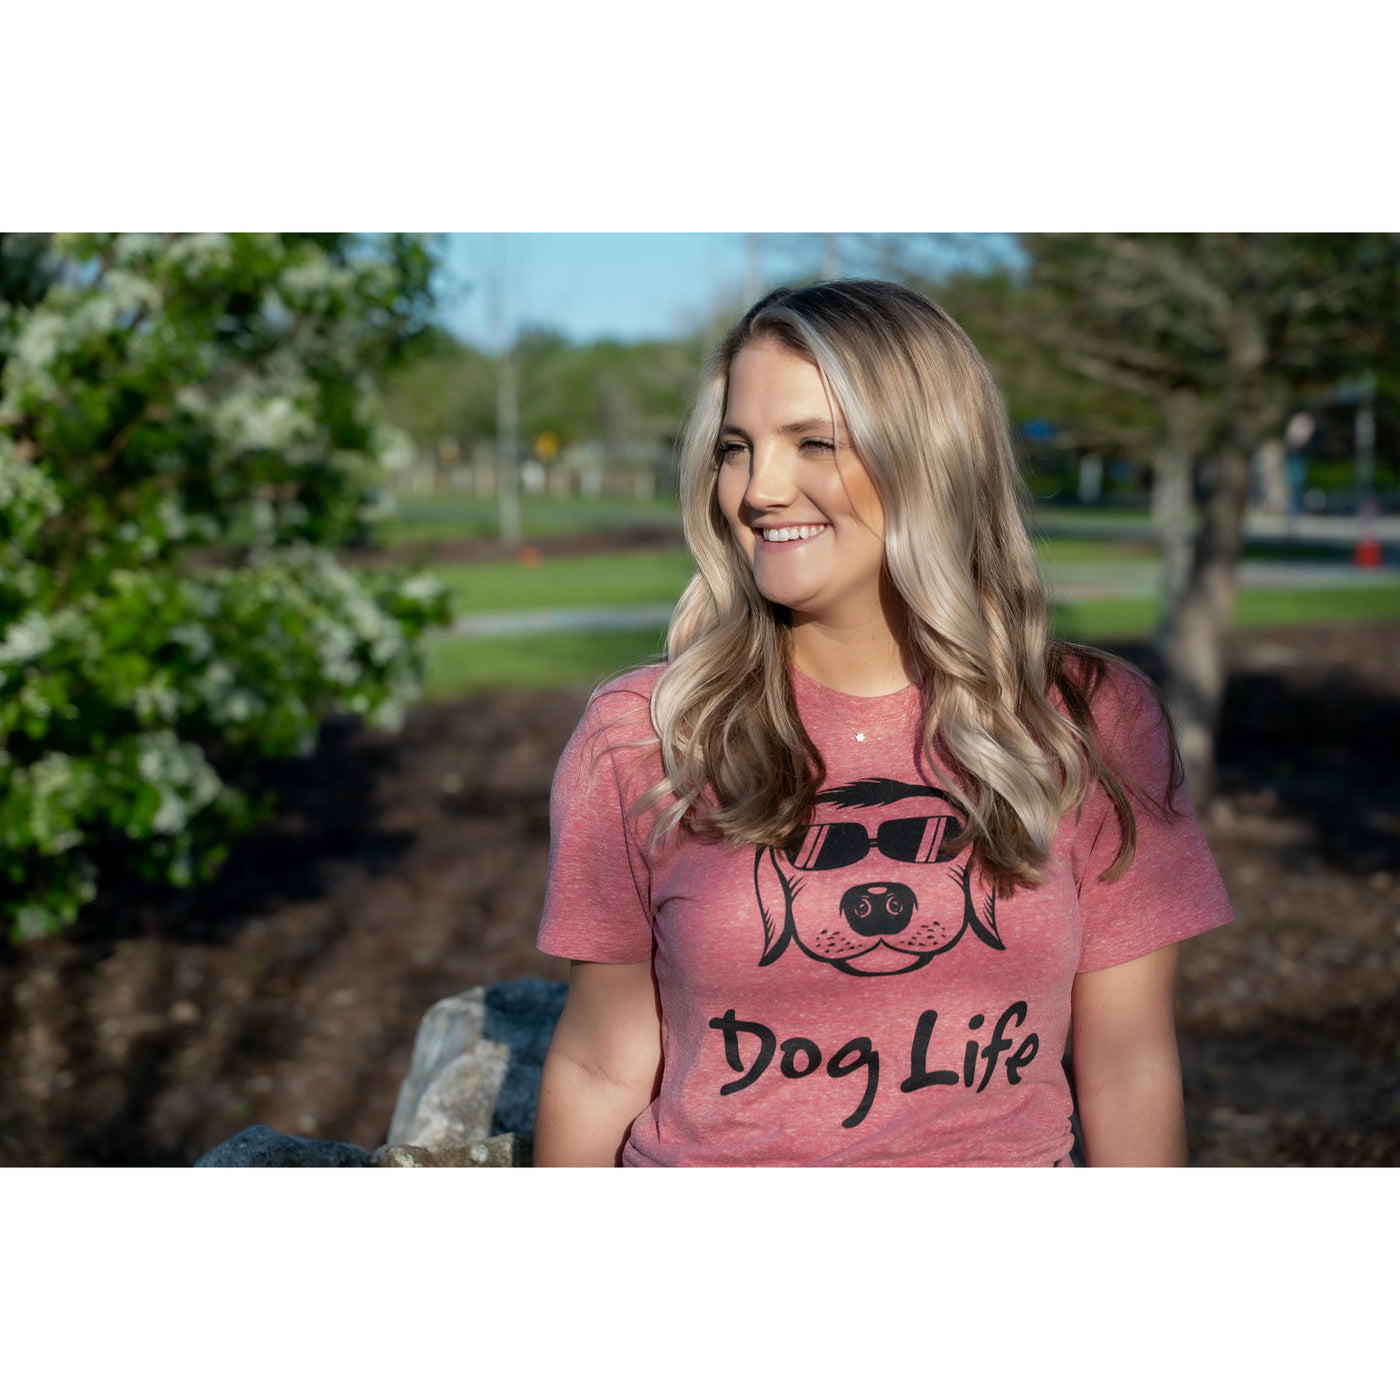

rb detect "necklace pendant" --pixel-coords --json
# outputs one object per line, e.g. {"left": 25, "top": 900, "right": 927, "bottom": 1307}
{"left": 855, "top": 732, "right": 866, "bottom": 742}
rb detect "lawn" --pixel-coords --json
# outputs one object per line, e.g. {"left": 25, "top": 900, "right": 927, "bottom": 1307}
{"left": 425, "top": 537, "right": 1163, "bottom": 618}
{"left": 389, "top": 496, "right": 1400, "bottom": 698}
{"left": 422, "top": 582, "right": 1400, "bottom": 699}
{"left": 383, "top": 493, "right": 683, "bottom": 546}
{"left": 432, "top": 549, "right": 696, "bottom": 615}
{"left": 422, "top": 536, "right": 1388, "bottom": 619}
{"left": 423, "top": 626, "right": 668, "bottom": 699}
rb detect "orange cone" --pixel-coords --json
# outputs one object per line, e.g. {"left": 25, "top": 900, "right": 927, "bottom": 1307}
{"left": 1354, "top": 532, "right": 1382, "bottom": 568}
{"left": 1355, "top": 497, "right": 1383, "bottom": 569}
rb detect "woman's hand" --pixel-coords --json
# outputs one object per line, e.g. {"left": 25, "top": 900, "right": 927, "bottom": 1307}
{"left": 534, "top": 958, "right": 664, "bottom": 1167}
{"left": 1070, "top": 944, "right": 1188, "bottom": 1166}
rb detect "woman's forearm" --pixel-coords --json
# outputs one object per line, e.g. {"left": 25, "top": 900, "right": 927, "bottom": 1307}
{"left": 533, "top": 1046, "right": 656, "bottom": 1167}
{"left": 1071, "top": 946, "right": 1189, "bottom": 1167}
{"left": 1076, "top": 1060, "right": 1188, "bottom": 1167}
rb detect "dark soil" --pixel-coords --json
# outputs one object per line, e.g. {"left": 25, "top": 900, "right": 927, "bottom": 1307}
{"left": 3, "top": 621, "right": 1398, "bottom": 1167}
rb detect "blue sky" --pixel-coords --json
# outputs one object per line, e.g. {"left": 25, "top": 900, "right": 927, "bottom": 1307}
{"left": 435, "top": 233, "right": 1024, "bottom": 349}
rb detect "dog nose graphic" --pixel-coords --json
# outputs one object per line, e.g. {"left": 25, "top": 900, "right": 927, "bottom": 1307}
{"left": 839, "top": 882, "right": 917, "bottom": 938}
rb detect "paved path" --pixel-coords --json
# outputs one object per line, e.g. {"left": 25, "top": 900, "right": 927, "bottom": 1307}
{"left": 1037, "top": 508, "right": 1400, "bottom": 545}
{"left": 451, "top": 604, "right": 677, "bottom": 638}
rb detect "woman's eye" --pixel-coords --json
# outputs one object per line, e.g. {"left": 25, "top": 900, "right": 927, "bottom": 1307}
{"left": 717, "top": 442, "right": 747, "bottom": 462}
{"left": 801, "top": 439, "right": 836, "bottom": 454}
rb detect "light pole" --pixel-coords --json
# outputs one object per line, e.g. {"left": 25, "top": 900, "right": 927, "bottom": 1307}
{"left": 1355, "top": 369, "right": 1376, "bottom": 501}
{"left": 489, "top": 240, "right": 521, "bottom": 548}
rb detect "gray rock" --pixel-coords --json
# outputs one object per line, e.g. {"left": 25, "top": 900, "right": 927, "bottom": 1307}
{"left": 481, "top": 978, "right": 568, "bottom": 1137}
{"left": 388, "top": 978, "right": 566, "bottom": 1147}
{"left": 194, "top": 1125, "right": 374, "bottom": 1167}
{"left": 193, "top": 978, "right": 568, "bottom": 1166}
{"left": 371, "top": 1134, "right": 530, "bottom": 1168}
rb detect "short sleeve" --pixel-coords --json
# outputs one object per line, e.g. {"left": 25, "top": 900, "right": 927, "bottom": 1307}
{"left": 1073, "top": 669, "right": 1234, "bottom": 973}
{"left": 536, "top": 671, "right": 663, "bottom": 964}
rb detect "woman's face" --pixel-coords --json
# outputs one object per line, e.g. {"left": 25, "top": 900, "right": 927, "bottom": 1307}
{"left": 717, "top": 338, "right": 886, "bottom": 630}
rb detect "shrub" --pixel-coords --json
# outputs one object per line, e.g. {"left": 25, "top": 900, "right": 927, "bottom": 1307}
{"left": 0, "top": 233, "right": 450, "bottom": 941}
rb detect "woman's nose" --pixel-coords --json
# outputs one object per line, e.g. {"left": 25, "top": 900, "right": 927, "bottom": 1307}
{"left": 743, "top": 443, "right": 795, "bottom": 510}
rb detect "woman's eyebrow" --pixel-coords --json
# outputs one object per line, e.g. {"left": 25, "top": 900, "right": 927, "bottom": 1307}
{"left": 718, "top": 418, "right": 840, "bottom": 439}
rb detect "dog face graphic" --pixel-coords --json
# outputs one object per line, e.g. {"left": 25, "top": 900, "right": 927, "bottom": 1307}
{"left": 753, "top": 778, "right": 1003, "bottom": 977}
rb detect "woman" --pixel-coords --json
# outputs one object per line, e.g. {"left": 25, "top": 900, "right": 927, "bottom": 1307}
{"left": 533, "top": 280, "right": 1232, "bottom": 1167}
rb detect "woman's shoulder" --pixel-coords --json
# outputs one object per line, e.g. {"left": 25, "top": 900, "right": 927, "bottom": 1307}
{"left": 577, "top": 661, "right": 667, "bottom": 740}
{"left": 1053, "top": 643, "right": 1160, "bottom": 721}
{"left": 1051, "top": 644, "right": 1170, "bottom": 762}
{"left": 1051, "top": 644, "right": 1179, "bottom": 801}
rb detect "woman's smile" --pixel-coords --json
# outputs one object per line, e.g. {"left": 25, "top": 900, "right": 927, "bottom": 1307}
{"left": 757, "top": 523, "right": 828, "bottom": 544}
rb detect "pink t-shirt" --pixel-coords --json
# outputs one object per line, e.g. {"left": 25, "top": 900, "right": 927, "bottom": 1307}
{"left": 537, "top": 662, "right": 1233, "bottom": 1167}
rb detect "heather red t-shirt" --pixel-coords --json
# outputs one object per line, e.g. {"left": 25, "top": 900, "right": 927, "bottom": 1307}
{"left": 537, "top": 662, "right": 1232, "bottom": 1167}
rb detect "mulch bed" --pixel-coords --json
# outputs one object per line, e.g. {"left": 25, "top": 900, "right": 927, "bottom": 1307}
{"left": 3, "top": 621, "right": 1397, "bottom": 1167}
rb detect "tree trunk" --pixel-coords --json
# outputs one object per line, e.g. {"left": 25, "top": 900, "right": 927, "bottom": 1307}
{"left": 1161, "top": 305, "right": 1269, "bottom": 801}
{"left": 1161, "top": 439, "right": 1253, "bottom": 801}
{"left": 1153, "top": 389, "right": 1212, "bottom": 651}
{"left": 1152, "top": 442, "right": 1193, "bottom": 641}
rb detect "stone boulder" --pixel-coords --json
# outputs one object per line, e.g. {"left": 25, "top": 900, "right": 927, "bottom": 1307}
{"left": 388, "top": 979, "right": 567, "bottom": 1146}
{"left": 194, "top": 1125, "right": 374, "bottom": 1167}
{"left": 193, "top": 978, "right": 567, "bottom": 1167}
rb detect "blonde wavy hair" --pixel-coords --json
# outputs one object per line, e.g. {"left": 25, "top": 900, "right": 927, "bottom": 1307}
{"left": 624, "top": 279, "right": 1175, "bottom": 891}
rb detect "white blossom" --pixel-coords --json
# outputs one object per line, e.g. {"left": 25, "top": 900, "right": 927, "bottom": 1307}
{"left": 156, "top": 495, "right": 189, "bottom": 541}
{"left": 374, "top": 423, "right": 415, "bottom": 475}
{"left": 170, "top": 622, "right": 213, "bottom": 659}
{"left": 398, "top": 573, "right": 446, "bottom": 606}
{"left": 133, "top": 731, "right": 222, "bottom": 836}
{"left": 161, "top": 232, "right": 233, "bottom": 277}
{"left": 16, "top": 905, "right": 56, "bottom": 942}
{"left": 0, "top": 611, "right": 53, "bottom": 667}
{"left": 0, "top": 443, "right": 62, "bottom": 523}
{"left": 4, "top": 309, "right": 66, "bottom": 399}
{"left": 21, "top": 752, "right": 93, "bottom": 854}
{"left": 280, "top": 253, "right": 354, "bottom": 306}
{"left": 111, "top": 233, "right": 164, "bottom": 265}
{"left": 132, "top": 680, "right": 180, "bottom": 724}
{"left": 211, "top": 390, "right": 317, "bottom": 456}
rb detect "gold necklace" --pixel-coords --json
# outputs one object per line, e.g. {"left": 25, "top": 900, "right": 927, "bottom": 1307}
{"left": 809, "top": 682, "right": 883, "bottom": 744}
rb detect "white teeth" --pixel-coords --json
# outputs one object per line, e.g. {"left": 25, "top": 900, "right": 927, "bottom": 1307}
{"left": 762, "top": 525, "right": 825, "bottom": 543}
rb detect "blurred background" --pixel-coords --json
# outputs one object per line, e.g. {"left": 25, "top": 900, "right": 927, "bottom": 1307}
{"left": 1, "top": 230, "right": 1396, "bottom": 1166}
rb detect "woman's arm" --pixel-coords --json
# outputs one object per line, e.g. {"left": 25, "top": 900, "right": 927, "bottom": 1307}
{"left": 1070, "top": 943, "right": 1188, "bottom": 1166}
{"left": 534, "top": 958, "right": 664, "bottom": 1167}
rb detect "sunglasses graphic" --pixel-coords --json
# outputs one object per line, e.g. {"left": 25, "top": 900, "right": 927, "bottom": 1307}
{"left": 785, "top": 814, "right": 957, "bottom": 871}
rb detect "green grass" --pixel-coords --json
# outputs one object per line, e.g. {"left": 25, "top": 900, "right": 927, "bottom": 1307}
{"left": 384, "top": 493, "right": 682, "bottom": 546}
{"left": 1034, "top": 504, "right": 1157, "bottom": 528}
{"left": 431, "top": 549, "right": 696, "bottom": 614}
{"left": 1034, "top": 537, "right": 1158, "bottom": 564}
{"left": 423, "top": 627, "right": 668, "bottom": 700}
{"left": 420, "top": 539, "right": 1155, "bottom": 618}
{"left": 1053, "top": 583, "right": 1400, "bottom": 640}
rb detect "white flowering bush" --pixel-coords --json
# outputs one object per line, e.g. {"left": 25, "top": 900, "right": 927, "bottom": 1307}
{"left": 0, "top": 233, "right": 449, "bottom": 941}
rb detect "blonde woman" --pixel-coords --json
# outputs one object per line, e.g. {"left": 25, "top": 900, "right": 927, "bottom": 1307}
{"left": 533, "top": 280, "right": 1231, "bottom": 1167}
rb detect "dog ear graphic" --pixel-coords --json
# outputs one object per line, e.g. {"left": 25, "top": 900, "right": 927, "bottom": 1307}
{"left": 754, "top": 845, "right": 797, "bottom": 966}
{"left": 953, "top": 862, "right": 1005, "bottom": 951}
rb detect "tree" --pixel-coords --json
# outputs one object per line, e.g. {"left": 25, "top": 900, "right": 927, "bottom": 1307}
{"left": 911, "top": 234, "right": 1400, "bottom": 798}
{"left": 0, "top": 233, "right": 450, "bottom": 941}
{"left": 381, "top": 325, "right": 705, "bottom": 488}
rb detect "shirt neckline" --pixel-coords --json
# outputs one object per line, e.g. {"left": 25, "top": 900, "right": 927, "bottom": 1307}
{"left": 791, "top": 665, "right": 922, "bottom": 708}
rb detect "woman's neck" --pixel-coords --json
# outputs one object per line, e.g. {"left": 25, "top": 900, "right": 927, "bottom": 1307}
{"left": 791, "top": 616, "right": 915, "bottom": 697}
